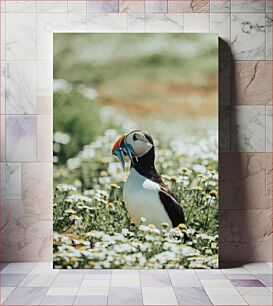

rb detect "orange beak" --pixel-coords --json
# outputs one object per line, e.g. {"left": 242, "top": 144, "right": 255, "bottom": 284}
{"left": 112, "top": 134, "right": 126, "bottom": 155}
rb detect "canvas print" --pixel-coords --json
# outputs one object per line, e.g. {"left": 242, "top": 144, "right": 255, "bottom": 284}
{"left": 53, "top": 33, "right": 218, "bottom": 269}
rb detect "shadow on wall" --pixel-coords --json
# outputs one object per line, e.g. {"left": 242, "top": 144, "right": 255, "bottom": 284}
{"left": 219, "top": 38, "right": 245, "bottom": 268}
{"left": 219, "top": 38, "right": 271, "bottom": 267}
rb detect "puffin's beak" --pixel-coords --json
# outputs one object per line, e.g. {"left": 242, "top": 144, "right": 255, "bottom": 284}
{"left": 112, "top": 134, "right": 135, "bottom": 170}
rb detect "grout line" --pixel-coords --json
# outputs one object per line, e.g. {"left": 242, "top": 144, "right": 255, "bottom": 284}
{"left": 106, "top": 269, "right": 113, "bottom": 305}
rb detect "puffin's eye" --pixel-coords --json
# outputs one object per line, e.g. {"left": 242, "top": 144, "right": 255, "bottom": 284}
{"left": 133, "top": 134, "right": 138, "bottom": 141}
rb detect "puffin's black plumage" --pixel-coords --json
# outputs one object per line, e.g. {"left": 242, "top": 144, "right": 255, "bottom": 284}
{"left": 130, "top": 132, "right": 186, "bottom": 228}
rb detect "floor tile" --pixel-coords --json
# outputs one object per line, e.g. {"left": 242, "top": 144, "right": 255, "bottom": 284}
{"left": 111, "top": 269, "right": 139, "bottom": 275}
{"left": 41, "top": 295, "right": 75, "bottom": 305}
{"left": 237, "top": 286, "right": 272, "bottom": 296}
{"left": 168, "top": 270, "right": 196, "bottom": 277}
{"left": 0, "top": 263, "right": 9, "bottom": 272}
{"left": 19, "top": 273, "right": 56, "bottom": 287}
{"left": 174, "top": 287, "right": 212, "bottom": 305}
{"left": 201, "top": 280, "right": 233, "bottom": 287}
{"left": 1, "top": 274, "right": 27, "bottom": 287}
{"left": 82, "top": 279, "right": 110, "bottom": 287}
{"left": 1, "top": 263, "right": 36, "bottom": 274}
{"left": 46, "top": 287, "right": 78, "bottom": 296}
{"left": 142, "top": 287, "right": 178, "bottom": 305}
{"left": 208, "top": 295, "right": 247, "bottom": 305}
{"left": 1, "top": 287, "right": 15, "bottom": 303}
{"left": 222, "top": 267, "right": 251, "bottom": 275}
{"left": 244, "top": 263, "right": 272, "bottom": 274}
{"left": 204, "top": 286, "right": 240, "bottom": 296}
{"left": 230, "top": 279, "right": 265, "bottom": 287}
{"left": 225, "top": 274, "right": 256, "bottom": 280}
{"left": 3, "top": 287, "right": 48, "bottom": 305}
{"left": 169, "top": 270, "right": 202, "bottom": 287}
{"left": 83, "top": 273, "right": 111, "bottom": 280}
{"left": 108, "top": 287, "right": 143, "bottom": 305}
{"left": 51, "top": 274, "right": 84, "bottom": 287}
{"left": 243, "top": 295, "right": 272, "bottom": 305}
{"left": 85, "top": 269, "right": 112, "bottom": 275}
{"left": 59, "top": 269, "right": 89, "bottom": 274}
{"left": 110, "top": 274, "right": 140, "bottom": 287}
{"left": 77, "top": 286, "right": 109, "bottom": 296}
{"left": 74, "top": 295, "right": 108, "bottom": 305}
{"left": 140, "top": 270, "right": 171, "bottom": 287}
{"left": 196, "top": 271, "right": 227, "bottom": 280}
{"left": 29, "top": 262, "right": 59, "bottom": 274}
{"left": 254, "top": 274, "right": 273, "bottom": 287}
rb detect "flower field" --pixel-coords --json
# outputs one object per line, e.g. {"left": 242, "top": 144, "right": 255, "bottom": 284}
{"left": 53, "top": 106, "right": 218, "bottom": 269}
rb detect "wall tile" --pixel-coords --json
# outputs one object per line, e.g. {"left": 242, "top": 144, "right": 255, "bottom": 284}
{"left": 37, "top": 13, "right": 68, "bottom": 61}
{"left": 210, "top": 13, "right": 231, "bottom": 59}
{"left": 210, "top": 0, "right": 231, "bottom": 13}
{"left": 231, "top": 61, "right": 272, "bottom": 105}
{"left": 1, "top": 115, "right": 5, "bottom": 161}
{"left": 168, "top": 0, "right": 209, "bottom": 13}
{"left": 266, "top": 0, "right": 272, "bottom": 12}
{"left": 1, "top": 0, "right": 272, "bottom": 264}
{"left": 68, "top": 0, "right": 87, "bottom": 13}
{"left": 0, "top": 199, "right": 25, "bottom": 261}
{"left": 37, "top": 1, "right": 67, "bottom": 13}
{"left": 0, "top": 198, "right": 52, "bottom": 261}
{"left": 219, "top": 60, "right": 230, "bottom": 105}
{"left": 144, "top": 13, "right": 183, "bottom": 32}
{"left": 266, "top": 13, "right": 272, "bottom": 60}
{"left": 119, "top": 0, "right": 144, "bottom": 13}
{"left": 128, "top": 13, "right": 145, "bottom": 32}
{"left": 6, "top": 61, "right": 36, "bottom": 114}
{"left": 87, "top": 13, "right": 127, "bottom": 32}
{"left": 231, "top": 0, "right": 266, "bottom": 13}
{"left": 266, "top": 106, "right": 272, "bottom": 152}
{"left": 231, "top": 106, "right": 266, "bottom": 152}
{"left": 22, "top": 162, "right": 52, "bottom": 216}
{"left": 1, "top": 61, "right": 6, "bottom": 114}
{"left": 37, "top": 61, "right": 52, "bottom": 97}
{"left": 36, "top": 96, "right": 52, "bottom": 115}
{"left": 2, "top": 163, "right": 21, "bottom": 200}
{"left": 6, "top": 1, "right": 37, "bottom": 13}
{"left": 184, "top": 13, "right": 209, "bottom": 32}
{"left": 210, "top": 13, "right": 230, "bottom": 42}
{"left": 68, "top": 13, "right": 87, "bottom": 32}
{"left": 146, "top": 0, "right": 167, "bottom": 13}
{"left": 87, "top": 0, "right": 118, "bottom": 13}
{"left": 1, "top": 13, "right": 6, "bottom": 60}
{"left": 37, "top": 115, "right": 53, "bottom": 162}
{"left": 0, "top": 0, "right": 6, "bottom": 12}
{"left": 219, "top": 209, "right": 272, "bottom": 261}
{"left": 231, "top": 13, "right": 266, "bottom": 60}
{"left": 6, "top": 115, "right": 36, "bottom": 162}
{"left": 220, "top": 153, "right": 272, "bottom": 210}
{"left": 6, "top": 13, "right": 36, "bottom": 60}
{"left": 219, "top": 106, "right": 230, "bottom": 152}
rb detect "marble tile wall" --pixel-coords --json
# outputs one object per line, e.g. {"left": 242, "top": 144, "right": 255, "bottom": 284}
{"left": 0, "top": 0, "right": 272, "bottom": 263}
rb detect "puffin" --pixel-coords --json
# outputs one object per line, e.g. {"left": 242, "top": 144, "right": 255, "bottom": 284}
{"left": 112, "top": 130, "right": 185, "bottom": 229}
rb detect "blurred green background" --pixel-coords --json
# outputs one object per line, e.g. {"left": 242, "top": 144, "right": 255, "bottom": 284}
{"left": 53, "top": 33, "right": 218, "bottom": 164}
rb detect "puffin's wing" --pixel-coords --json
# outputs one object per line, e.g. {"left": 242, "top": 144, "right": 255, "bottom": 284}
{"left": 158, "top": 189, "right": 186, "bottom": 227}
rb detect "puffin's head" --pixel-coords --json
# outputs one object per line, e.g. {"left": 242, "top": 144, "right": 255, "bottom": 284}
{"left": 112, "top": 130, "right": 154, "bottom": 170}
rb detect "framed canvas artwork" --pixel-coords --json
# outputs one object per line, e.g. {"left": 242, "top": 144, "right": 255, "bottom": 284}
{"left": 53, "top": 33, "right": 218, "bottom": 269}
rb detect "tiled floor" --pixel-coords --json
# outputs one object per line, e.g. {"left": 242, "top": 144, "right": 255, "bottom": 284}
{"left": 0, "top": 262, "right": 272, "bottom": 305}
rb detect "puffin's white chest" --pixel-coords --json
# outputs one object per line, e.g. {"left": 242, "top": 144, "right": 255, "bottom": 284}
{"left": 123, "top": 168, "right": 172, "bottom": 228}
